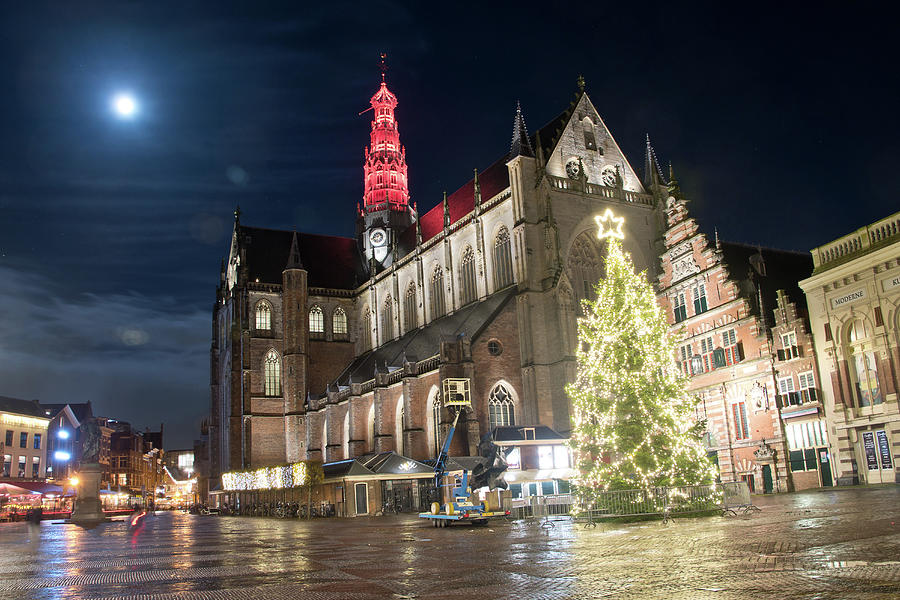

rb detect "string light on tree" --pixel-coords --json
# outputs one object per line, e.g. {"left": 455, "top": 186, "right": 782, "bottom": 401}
{"left": 567, "top": 208, "right": 716, "bottom": 507}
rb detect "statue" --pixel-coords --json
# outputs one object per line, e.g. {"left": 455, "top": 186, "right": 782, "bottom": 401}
{"left": 80, "top": 418, "right": 102, "bottom": 464}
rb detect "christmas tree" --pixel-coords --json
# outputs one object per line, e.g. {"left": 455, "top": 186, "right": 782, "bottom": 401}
{"left": 566, "top": 210, "right": 716, "bottom": 504}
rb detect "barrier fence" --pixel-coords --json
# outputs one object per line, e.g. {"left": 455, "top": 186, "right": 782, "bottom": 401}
{"left": 505, "top": 482, "right": 750, "bottom": 521}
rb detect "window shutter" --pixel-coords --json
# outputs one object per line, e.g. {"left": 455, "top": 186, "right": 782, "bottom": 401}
{"left": 713, "top": 348, "right": 727, "bottom": 368}
{"left": 777, "top": 349, "right": 785, "bottom": 361}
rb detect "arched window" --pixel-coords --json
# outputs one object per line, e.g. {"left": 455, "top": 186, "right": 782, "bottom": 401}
{"left": 361, "top": 307, "right": 372, "bottom": 352}
{"left": 395, "top": 397, "right": 405, "bottom": 455}
{"left": 582, "top": 116, "right": 597, "bottom": 151}
{"left": 430, "top": 267, "right": 446, "bottom": 320}
{"left": 846, "top": 320, "right": 881, "bottom": 407}
{"left": 459, "top": 246, "right": 477, "bottom": 306}
{"left": 309, "top": 305, "right": 324, "bottom": 335}
{"left": 431, "top": 391, "right": 442, "bottom": 458}
{"left": 558, "top": 283, "right": 576, "bottom": 354}
{"left": 343, "top": 411, "right": 350, "bottom": 459}
{"left": 488, "top": 383, "right": 515, "bottom": 429}
{"left": 404, "top": 283, "right": 417, "bottom": 333}
{"left": 566, "top": 232, "right": 604, "bottom": 312}
{"left": 366, "top": 403, "right": 375, "bottom": 452}
{"left": 333, "top": 307, "right": 348, "bottom": 336}
{"left": 263, "top": 350, "right": 281, "bottom": 396}
{"left": 321, "top": 417, "right": 328, "bottom": 457}
{"left": 492, "top": 227, "right": 514, "bottom": 290}
{"left": 255, "top": 301, "right": 271, "bottom": 330}
{"left": 382, "top": 295, "right": 394, "bottom": 342}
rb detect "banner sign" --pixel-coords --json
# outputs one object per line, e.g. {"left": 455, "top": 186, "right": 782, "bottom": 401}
{"left": 876, "top": 430, "right": 893, "bottom": 470}
{"left": 831, "top": 288, "right": 866, "bottom": 309}
{"left": 882, "top": 274, "right": 900, "bottom": 293}
{"left": 861, "top": 431, "right": 879, "bottom": 471}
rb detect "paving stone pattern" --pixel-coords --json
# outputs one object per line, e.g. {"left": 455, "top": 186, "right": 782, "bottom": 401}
{"left": 1, "top": 486, "right": 898, "bottom": 599}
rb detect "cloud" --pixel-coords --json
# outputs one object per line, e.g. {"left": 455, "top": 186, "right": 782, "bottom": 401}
{"left": 0, "top": 263, "right": 209, "bottom": 448}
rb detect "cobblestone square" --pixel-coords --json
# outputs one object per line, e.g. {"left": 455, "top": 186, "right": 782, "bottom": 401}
{"left": 1, "top": 486, "right": 898, "bottom": 600}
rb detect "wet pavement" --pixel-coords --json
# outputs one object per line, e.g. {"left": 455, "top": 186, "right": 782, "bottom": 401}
{"left": 1, "top": 486, "right": 898, "bottom": 600}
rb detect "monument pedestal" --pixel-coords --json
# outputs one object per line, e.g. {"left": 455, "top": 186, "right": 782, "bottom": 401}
{"left": 70, "top": 463, "right": 107, "bottom": 528}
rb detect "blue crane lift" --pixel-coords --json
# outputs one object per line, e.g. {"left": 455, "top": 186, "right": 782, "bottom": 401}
{"left": 418, "top": 409, "right": 510, "bottom": 527}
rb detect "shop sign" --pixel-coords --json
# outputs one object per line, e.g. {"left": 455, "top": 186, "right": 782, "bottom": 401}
{"left": 831, "top": 288, "right": 865, "bottom": 309}
{"left": 882, "top": 274, "right": 900, "bottom": 293}
{"left": 861, "top": 431, "right": 879, "bottom": 471}
{"left": 876, "top": 430, "right": 893, "bottom": 470}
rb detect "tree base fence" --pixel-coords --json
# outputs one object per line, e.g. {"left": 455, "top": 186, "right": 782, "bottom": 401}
{"left": 504, "top": 482, "right": 755, "bottom": 525}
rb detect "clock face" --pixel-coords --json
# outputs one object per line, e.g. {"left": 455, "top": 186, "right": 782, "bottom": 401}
{"left": 601, "top": 165, "right": 617, "bottom": 187}
{"left": 565, "top": 158, "right": 581, "bottom": 180}
{"left": 369, "top": 228, "right": 387, "bottom": 246}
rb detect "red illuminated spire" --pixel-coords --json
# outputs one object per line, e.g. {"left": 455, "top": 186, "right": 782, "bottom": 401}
{"left": 362, "top": 63, "right": 410, "bottom": 212}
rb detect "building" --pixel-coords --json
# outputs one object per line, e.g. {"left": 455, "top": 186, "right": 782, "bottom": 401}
{"left": 162, "top": 449, "right": 197, "bottom": 507}
{"left": 109, "top": 421, "right": 164, "bottom": 502}
{"left": 656, "top": 189, "right": 815, "bottom": 492}
{"left": 0, "top": 395, "right": 49, "bottom": 480}
{"left": 769, "top": 290, "right": 834, "bottom": 489}
{"left": 209, "top": 76, "right": 667, "bottom": 486}
{"left": 40, "top": 402, "right": 94, "bottom": 482}
{"left": 799, "top": 211, "right": 900, "bottom": 485}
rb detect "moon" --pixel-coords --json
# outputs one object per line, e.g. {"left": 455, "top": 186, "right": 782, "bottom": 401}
{"left": 112, "top": 93, "right": 137, "bottom": 118}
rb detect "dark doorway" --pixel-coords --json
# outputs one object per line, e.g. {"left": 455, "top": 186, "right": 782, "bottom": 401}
{"left": 761, "top": 465, "right": 773, "bottom": 494}
{"left": 817, "top": 448, "right": 834, "bottom": 487}
{"left": 355, "top": 483, "right": 368, "bottom": 515}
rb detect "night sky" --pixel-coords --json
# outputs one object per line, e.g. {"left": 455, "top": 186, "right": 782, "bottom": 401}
{"left": 1, "top": 2, "right": 896, "bottom": 449}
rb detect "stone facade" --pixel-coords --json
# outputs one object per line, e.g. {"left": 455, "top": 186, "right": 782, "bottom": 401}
{"left": 208, "top": 81, "right": 666, "bottom": 481}
{"left": 799, "top": 211, "right": 900, "bottom": 485}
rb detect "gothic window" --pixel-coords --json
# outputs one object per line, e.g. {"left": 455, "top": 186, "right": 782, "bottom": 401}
{"left": 366, "top": 403, "right": 375, "bottom": 452}
{"left": 692, "top": 283, "right": 708, "bottom": 315}
{"left": 361, "top": 308, "right": 372, "bottom": 352}
{"left": 431, "top": 391, "right": 442, "bottom": 457}
{"left": 430, "top": 267, "right": 446, "bottom": 320}
{"left": 263, "top": 350, "right": 281, "bottom": 396}
{"left": 459, "top": 246, "right": 477, "bottom": 306}
{"left": 404, "top": 283, "right": 418, "bottom": 334}
{"left": 343, "top": 412, "right": 350, "bottom": 460}
{"left": 395, "top": 397, "right": 405, "bottom": 455}
{"left": 382, "top": 296, "right": 394, "bottom": 341}
{"left": 566, "top": 232, "right": 604, "bottom": 312}
{"left": 846, "top": 320, "right": 881, "bottom": 407}
{"left": 309, "top": 305, "right": 324, "bottom": 336}
{"left": 333, "top": 307, "right": 348, "bottom": 336}
{"left": 492, "top": 226, "right": 514, "bottom": 290}
{"left": 582, "top": 116, "right": 597, "bottom": 151}
{"left": 255, "top": 301, "right": 271, "bottom": 330}
{"left": 488, "top": 383, "right": 516, "bottom": 429}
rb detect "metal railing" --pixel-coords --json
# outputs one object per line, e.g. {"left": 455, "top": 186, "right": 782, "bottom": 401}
{"left": 505, "top": 483, "right": 738, "bottom": 521}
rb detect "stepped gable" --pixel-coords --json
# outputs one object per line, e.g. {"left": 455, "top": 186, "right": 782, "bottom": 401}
{"left": 719, "top": 242, "right": 813, "bottom": 315}
{"left": 419, "top": 156, "right": 510, "bottom": 242}
{"left": 239, "top": 225, "right": 363, "bottom": 289}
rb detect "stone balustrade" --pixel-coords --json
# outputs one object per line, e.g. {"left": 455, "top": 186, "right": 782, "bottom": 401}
{"left": 812, "top": 211, "right": 900, "bottom": 270}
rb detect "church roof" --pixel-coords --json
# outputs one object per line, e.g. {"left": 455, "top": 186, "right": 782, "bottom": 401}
{"left": 238, "top": 225, "right": 363, "bottom": 289}
{"left": 417, "top": 103, "right": 572, "bottom": 244}
{"left": 418, "top": 156, "right": 511, "bottom": 242}
{"left": 330, "top": 288, "right": 516, "bottom": 388}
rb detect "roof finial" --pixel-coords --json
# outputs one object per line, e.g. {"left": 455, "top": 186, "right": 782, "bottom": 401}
{"left": 577, "top": 74, "right": 586, "bottom": 93}
{"left": 286, "top": 231, "right": 303, "bottom": 270}
{"left": 644, "top": 134, "right": 665, "bottom": 187}
{"left": 442, "top": 191, "right": 450, "bottom": 228}
{"left": 234, "top": 204, "right": 241, "bottom": 223}
{"left": 509, "top": 101, "right": 534, "bottom": 159}
{"left": 667, "top": 162, "right": 682, "bottom": 198}
{"left": 380, "top": 52, "right": 387, "bottom": 83}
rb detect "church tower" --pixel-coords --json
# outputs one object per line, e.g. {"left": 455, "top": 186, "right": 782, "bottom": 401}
{"left": 357, "top": 59, "right": 415, "bottom": 272}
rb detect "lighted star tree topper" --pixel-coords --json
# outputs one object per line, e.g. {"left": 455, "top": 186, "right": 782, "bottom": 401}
{"left": 566, "top": 209, "right": 716, "bottom": 502}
